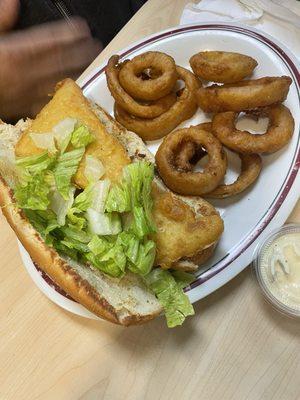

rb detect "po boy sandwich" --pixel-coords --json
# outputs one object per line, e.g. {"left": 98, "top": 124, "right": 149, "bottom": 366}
{"left": 0, "top": 79, "right": 223, "bottom": 327}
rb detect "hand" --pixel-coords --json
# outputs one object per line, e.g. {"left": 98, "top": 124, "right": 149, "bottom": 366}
{"left": 0, "top": 18, "right": 102, "bottom": 121}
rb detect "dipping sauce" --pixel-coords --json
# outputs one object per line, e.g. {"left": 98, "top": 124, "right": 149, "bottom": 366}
{"left": 254, "top": 224, "right": 300, "bottom": 317}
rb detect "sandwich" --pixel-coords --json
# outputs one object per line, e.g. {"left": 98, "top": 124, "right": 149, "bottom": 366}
{"left": 0, "top": 79, "right": 223, "bottom": 327}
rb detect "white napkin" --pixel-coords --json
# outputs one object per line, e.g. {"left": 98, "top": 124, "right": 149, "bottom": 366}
{"left": 180, "top": 0, "right": 300, "bottom": 59}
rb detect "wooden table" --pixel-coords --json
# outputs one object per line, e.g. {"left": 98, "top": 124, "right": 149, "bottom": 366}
{"left": 1, "top": 1, "right": 300, "bottom": 399}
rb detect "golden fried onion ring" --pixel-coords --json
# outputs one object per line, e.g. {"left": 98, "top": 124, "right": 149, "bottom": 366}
{"left": 212, "top": 104, "right": 294, "bottom": 154}
{"left": 175, "top": 122, "right": 262, "bottom": 198}
{"left": 205, "top": 154, "right": 262, "bottom": 198}
{"left": 155, "top": 126, "right": 227, "bottom": 195}
{"left": 106, "top": 55, "right": 177, "bottom": 119}
{"left": 118, "top": 51, "right": 178, "bottom": 101}
{"left": 114, "top": 66, "right": 200, "bottom": 141}
{"left": 190, "top": 51, "right": 257, "bottom": 83}
{"left": 196, "top": 76, "right": 292, "bottom": 113}
{"left": 174, "top": 122, "right": 211, "bottom": 171}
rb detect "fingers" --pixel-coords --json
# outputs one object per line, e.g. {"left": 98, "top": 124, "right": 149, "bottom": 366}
{"left": 0, "top": 0, "right": 19, "bottom": 32}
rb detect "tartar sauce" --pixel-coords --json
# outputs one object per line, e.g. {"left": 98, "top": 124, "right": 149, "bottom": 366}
{"left": 256, "top": 226, "right": 300, "bottom": 315}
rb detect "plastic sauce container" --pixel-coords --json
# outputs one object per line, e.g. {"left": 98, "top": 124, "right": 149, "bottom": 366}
{"left": 254, "top": 224, "right": 300, "bottom": 317}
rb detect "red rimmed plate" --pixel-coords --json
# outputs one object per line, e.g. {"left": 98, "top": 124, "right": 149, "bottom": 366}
{"left": 19, "top": 23, "right": 300, "bottom": 317}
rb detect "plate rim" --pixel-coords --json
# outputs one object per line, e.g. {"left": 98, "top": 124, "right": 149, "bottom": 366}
{"left": 80, "top": 23, "right": 300, "bottom": 297}
{"left": 19, "top": 22, "right": 300, "bottom": 316}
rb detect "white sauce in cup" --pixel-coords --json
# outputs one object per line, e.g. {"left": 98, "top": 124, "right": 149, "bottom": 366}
{"left": 254, "top": 225, "right": 300, "bottom": 316}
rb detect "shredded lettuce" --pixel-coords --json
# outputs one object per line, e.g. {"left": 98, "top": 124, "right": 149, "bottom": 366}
{"left": 71, "top": 125, "right": 94, "bottom": 148}
{"left": 50, "top": 187, "right": 75, "bottom": 226}
{"left": 88, "top": 235, "right": 110, "bottom": 255}
{"left": 86, "top": 235, "right": 126, "bottom": 277}
{"left": 15, "top": 151, "right": 54, "bottom": 176}
{"left": 172, "top": 271, "right": 195, "bottom": 289}
{"left": 14, "top": 172, "right": 51, "bottom": 210}
{"left": 73, "top": 179, "right": 110, "bottom": 214}
{"left": 144, "top": 269, "right": 195, "bottom": 328}
{"left": 53, "top": 118, "right": 76, "bottom": 153}
{"left": 15, "top": 139, "right": 190, "bottom": 325}
{"left": 105, "top": 181, "right": 131, "bottom": 213}
{"left": 67, "top": 207, "right": 86, "bottom": 230}
{"left": 60, "top": 238, "right": 90, "bottom": 253}
{"left": 54, "top": 147, "right": 85, "bottom": 199}
{"left": 86, "top": 208, "right": 122, "bottom": 236}
{"left": 73, "top": 183, "right": 94, "bottom": 211}
{"left": 84, "top": 155, "right": 105, "bottom": 182}
{"left": 24, "top": 210, "right": 60, "bottom": 245}
{"left": 131, "top": 206, "right": 155, "bottom": 239}
{"left": 90, "top": 179, "right": 110, "bottom": 213}
{"left": 118, "top": 232, "right": 155, "bottom": 275}
{"left": 60, "top": 225, "right": 91, "bottom": 244}
{"left": 105, "top": 161, "right": 156, "bottom": 236}
{"left": 30, "top": 132, "right": 57, "bottom": 154}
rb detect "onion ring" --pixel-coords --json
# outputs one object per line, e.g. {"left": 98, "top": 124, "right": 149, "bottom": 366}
{"left": 190, "top": 51, "right": 257, "bottom": 83}
{"left": 118, "top": 51, "right": 178, "bottom": 101}
{"left": 196, "top": 76, "right": 292, "bottom": 113}
{"left": 205, "top": 154, "right": 262, "bottom": 198}
{"left": 105, "top": 55, "right": 177, "bottom": 119}
{"left": 174, "top": 122, "right": 212, "bottom": 171}
{"left": 155, "top": 126, "right": 227, "bottom": 195}
{"left": 212, "top": 104, "right": 294, "bottom": 154}
{"left": 114, "top": 66, "right": 200, "bottom": 141}
{"left": 175, "top": 123, "right": 262, "bottom": 198}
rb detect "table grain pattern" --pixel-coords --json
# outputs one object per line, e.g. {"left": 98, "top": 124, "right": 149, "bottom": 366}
{"left": 1, "top": 1, "right": 300, "bottom": 399}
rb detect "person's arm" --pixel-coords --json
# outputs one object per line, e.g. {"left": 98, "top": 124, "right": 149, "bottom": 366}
{"left": 0, "top": 1, "right": 101, "bottom": 121}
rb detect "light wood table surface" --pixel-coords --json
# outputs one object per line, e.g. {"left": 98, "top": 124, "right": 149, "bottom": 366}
{"left": 1, "top": 1, "right": 300, "bottom": 399}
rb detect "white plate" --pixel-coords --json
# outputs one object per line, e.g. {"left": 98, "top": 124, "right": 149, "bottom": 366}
{"left": 19, "top": 23, "right": 300, "bottom": 318}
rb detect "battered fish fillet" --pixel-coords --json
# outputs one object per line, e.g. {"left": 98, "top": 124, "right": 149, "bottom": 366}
{"left": 151, "top": 185, "right": 222, "bottom": 268}
{"left": 15, "top": 80, "right": 130, "bottom": 186}
{"left": 15, "top": 79, "right": 223, "bottom": 268}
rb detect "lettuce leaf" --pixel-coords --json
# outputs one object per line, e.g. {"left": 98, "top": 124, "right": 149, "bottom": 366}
{"left": 90, "top": 179, "right": 110, "bottom": 213}
{"left": 105, "top": 161, "right": 156, "bottom": 236}
{"left": 54, "top": 147, "right": 85, "bottom": 199}
{"left": 172, "top": 271, "right": 195, "bottom": 289}
{"left": 86, "top": 235, "right": 126, "bottom": 277}
{"left": 53, "top": 241, "right": 78, "bottom": 260}
{"left": 86, "top": 209, "right": 122, "bottom": 236}
{"left": 16, "top": 151, "right": 54, "bottom": 177}
{"left": 30, "top": 132, "right": 57, "bottom": 154}
{"left": 50, "top": 187, "right": 75, "bottom": 226}
{"left": 144, "top": 269, "right": 195, "bottom": 328}
{"left": 24, "top": 209, "right": 60, "bottom": 245}
{"left": 67, "top": 207, "right": 86, "bottom": 230}
{"left": 60, "top": 238, "right": 90, "bottom": 253}
{"left": 88, "top": 235, "right": 110, "bottom": 255}
{"left": 84, "top": 155, "right": 105, "bottom": 182}
{"left": 14, "top": 171, "right": 51, "bottom": 211}
{"left": 73, "top": 183, "right": 94, "bottom": 211}
{"left": 72, "top": 179, "right": 110, "bottom": 214}
{"left": 53, "top": 118, "right": 76, "bottom": 153}
{"left": 130, "top": 206, "right": 155, "bottom": 239}
{"left": 71, "top": 125, "right": 94, "bottom": 148}
{"left": 60, "top": 225, "right": 91, "bottom": 244}
{"left": 105, "top": 181, "right": 131, "bottom": 213}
